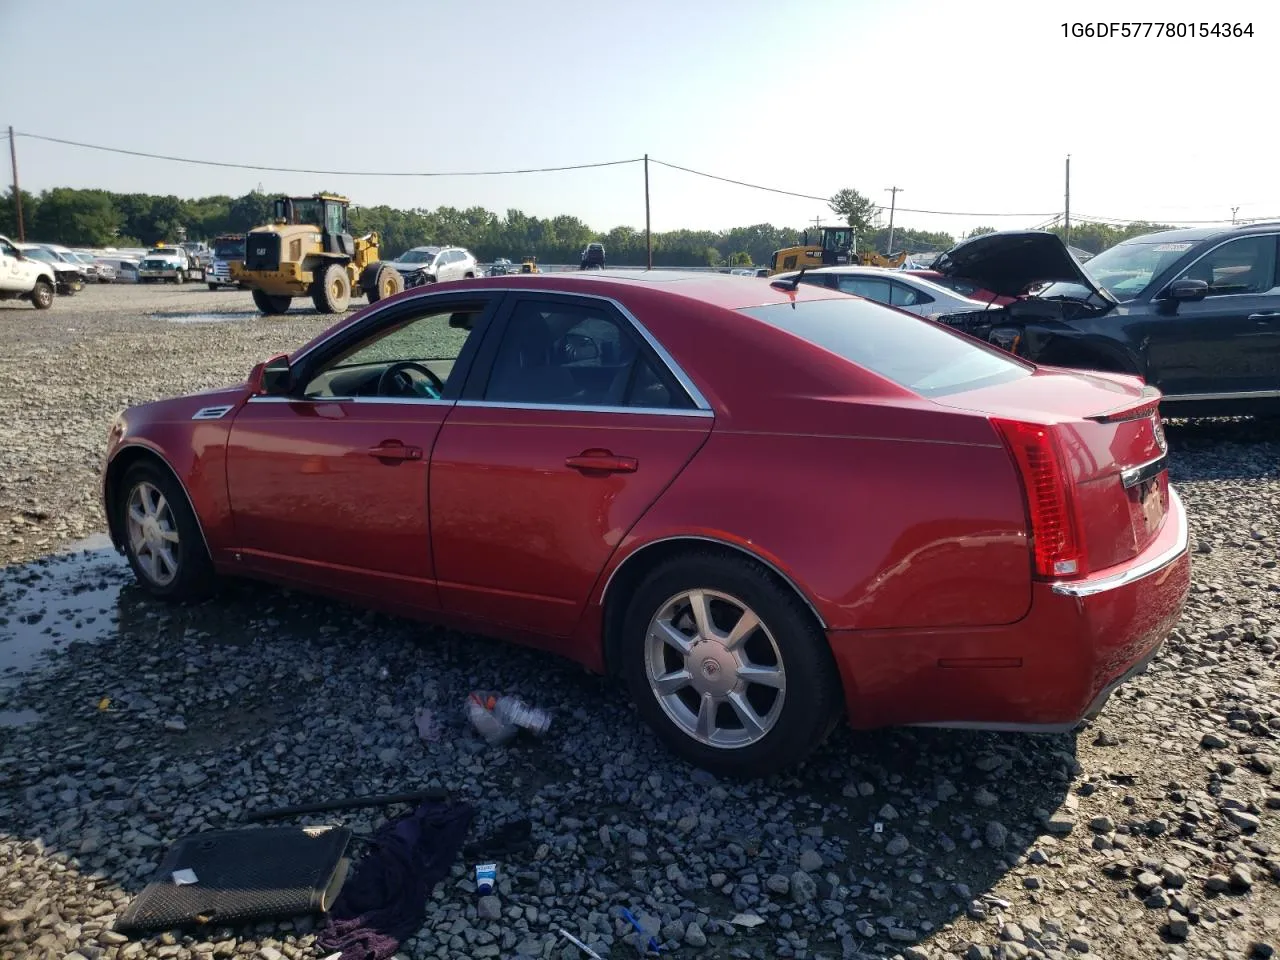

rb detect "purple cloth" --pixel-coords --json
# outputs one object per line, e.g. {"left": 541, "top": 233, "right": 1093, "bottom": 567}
{"left": 317, "top": 800, "right": 474, "bottom": 960}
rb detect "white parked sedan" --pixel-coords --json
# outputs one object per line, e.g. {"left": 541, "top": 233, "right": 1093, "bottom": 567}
{"left": 770, "top": 265, "right": 998, "bottom": 319}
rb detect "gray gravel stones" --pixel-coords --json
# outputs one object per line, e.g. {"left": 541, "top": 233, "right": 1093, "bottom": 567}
{"left": 2, "top": 293, "right": 1280, "bottom": 958}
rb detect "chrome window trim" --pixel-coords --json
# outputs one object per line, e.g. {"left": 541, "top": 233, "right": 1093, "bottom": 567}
{"left": 1162, "top": 388, "right": 1280, "bottom": 402}
{"left": 1051, "top": 486, "right": 1188, "bottom": 598}
{"left": 456, "top": 399, "right": 714, "bottom": 418}
{"left": 602, "top": 535, "right": 826, "bottom": 628}
{"left": 285, "top": 286, "right": 713, "bottom": 413}
{"left": 1120, "top": 453, "right": 1168, "bottom": 489}
{"left": 245, "top": 395, "right": 454, "bottom": 407}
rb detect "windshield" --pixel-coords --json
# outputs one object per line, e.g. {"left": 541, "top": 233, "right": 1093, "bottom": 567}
{"left": 1050, "top": 237, "right": 1196, "bottom": 301}
{"left": 274, "top": 198, "right": 323, "bottom": 225}
{"left": 214, "top": 241, "right": 245, "bottom": 259}
{"left": 740, "top": 298, "right": 1029, "bottom": 399}
{"left": 24, "top": 248, "right": 57, "bottom": 264}
{"left": 73, "top": 253, "right": 95, "bottom": 263}
{"left": 397, "top": 249, "right": 435, "bottom": 263}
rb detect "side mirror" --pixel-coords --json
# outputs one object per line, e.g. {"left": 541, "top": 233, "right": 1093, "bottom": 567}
{"left": 248, "top": 353, "right": 293, "bottom": 396}
{"left": 1162, "top": 278, "right": 1209, "bottom": 302}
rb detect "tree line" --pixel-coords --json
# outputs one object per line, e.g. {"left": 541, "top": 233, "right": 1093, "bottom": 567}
{"left": 2, "top": 186, "right": 1179, "bottom": 266}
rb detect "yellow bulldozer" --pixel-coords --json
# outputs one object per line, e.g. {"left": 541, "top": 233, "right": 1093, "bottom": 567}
{"left": 768, "top": 226, "right": 908, "bottom": 275}
{"left": 231, "top": 194, "right": 405, "bottom": 315}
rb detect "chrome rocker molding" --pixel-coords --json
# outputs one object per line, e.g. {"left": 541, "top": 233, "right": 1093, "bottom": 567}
{"left": 1051, "top": 486, "right": 1188, "bottom": 598}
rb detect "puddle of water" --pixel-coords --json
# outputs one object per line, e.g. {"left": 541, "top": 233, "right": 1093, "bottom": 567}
{"left": 152, "top": 312, "right": 254, "bottom": 324}
{"left": 0, "top": 708, "right": 40, "bottom": 727}
{"left": 0, "top": 534, "right": 130, "bottom": 685}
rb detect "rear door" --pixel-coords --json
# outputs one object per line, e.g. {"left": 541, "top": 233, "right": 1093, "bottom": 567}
{"left": 428, "top": 292, "right": 714, "bottom": 641}
{"left": 1141, "top": 233, "right": 1280, "bottom": 397}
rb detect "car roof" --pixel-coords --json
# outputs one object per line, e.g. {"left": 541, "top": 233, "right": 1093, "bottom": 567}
{"left": 458, "top": 270, "right": 848, "bottom": 310}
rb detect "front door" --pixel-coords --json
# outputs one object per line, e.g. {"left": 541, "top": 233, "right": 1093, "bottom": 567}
{"left": 0, "top": 237, "right": 25, "bottom": 291}
{"left": 1142, "top": 233, "right": 1280, "bottom": 397}
{"left": 428, "top": 293, "right": 714, "bottom": 646}
{"left": 224, "top": 293, "right": 501, "bottom": 608}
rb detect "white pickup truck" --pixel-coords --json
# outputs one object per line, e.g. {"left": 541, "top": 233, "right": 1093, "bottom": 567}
{"left": 0, "top": 234, "right": 56, "bottom": 309}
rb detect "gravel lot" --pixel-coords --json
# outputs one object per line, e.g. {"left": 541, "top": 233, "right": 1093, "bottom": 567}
{"left": 2, "top": 283, "right": 1279, "bottom": 960}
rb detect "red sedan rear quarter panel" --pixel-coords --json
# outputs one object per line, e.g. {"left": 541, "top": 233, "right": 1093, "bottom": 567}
{"left": 590, "top": 283, "right": 1035, "bottom": 631}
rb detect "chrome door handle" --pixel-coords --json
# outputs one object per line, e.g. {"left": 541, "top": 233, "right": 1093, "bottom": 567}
{"left": 1248, "top": 312, "right": 1280, "bottom": 320}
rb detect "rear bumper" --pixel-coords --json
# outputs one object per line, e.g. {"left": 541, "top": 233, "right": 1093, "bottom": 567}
{"left": 829, "top": 486, "right": 1191, "bottom": 731}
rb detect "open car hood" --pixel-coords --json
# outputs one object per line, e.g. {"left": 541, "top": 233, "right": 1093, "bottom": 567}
{"left": 930, "top": 231, "right": 1113, "bottom": 302}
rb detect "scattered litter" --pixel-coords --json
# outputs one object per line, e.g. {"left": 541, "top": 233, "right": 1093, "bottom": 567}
{"left": 474, "top": 862, "right": 497, "bottom": 895}
{"left": 97, "top": 697, "right": 111, "bottom": 711}
{"left": 873, "top": 822, "right": 884, "bottom": 834}
{"left": 620, "top": 907, "right": 662, "bottom": 954}
{"left": 171, "top": 868, "right": 199, "bottom": 886}
{"left": 465, "top": 692, "right": 552, "bottom": 745}
{"left": 414, "top": 708, "right": 440, "bottom": 742}
{"left": 245, "top": 787, "right": 448, "bottom": 822}
{"left": 556, "top": 927, "right": 605, "bottom": 959}
{"left": 730, "top": 912, "right": 766, "bottom": 928}
{"left": 980, "top": 893, "right": 1011, "bottom": 908}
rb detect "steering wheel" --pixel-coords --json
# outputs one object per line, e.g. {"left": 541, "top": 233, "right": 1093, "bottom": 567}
{"left": 376, "top": 361, "right": 444, "bottom": 399}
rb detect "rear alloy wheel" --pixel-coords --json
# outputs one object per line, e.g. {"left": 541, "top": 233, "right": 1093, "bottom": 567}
{"left": 117, "top": 462, "right": 215, "bottom": 600}
{"left": 311, "top": 263, "right": 351, "bottom": 313}
{"left": 31, "top": 278, "right": 54, "bottom": 309}
{"left": 174, "top": 270, "right": 185, "bottom": 285}
{"left": 252, "top": 289, "right": 292, "bottom": 315}
{"left": 621, "top": 552, "right": 842, "bottom": 777}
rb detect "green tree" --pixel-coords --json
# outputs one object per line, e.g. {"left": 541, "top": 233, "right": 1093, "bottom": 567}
{"left": 968, "top": 225, "right": 997, "bottom": 237}
{"left": 0, "top": 189, "right": 38, "bottom": 239}
{"left": 730, "top": 251, "right": 752, "bottom": 266}
{"left": 829, "top": 188, "right": 878, "bottom": 238}
{"left": 30, "top": 188, "right": 120, "bottom": 246}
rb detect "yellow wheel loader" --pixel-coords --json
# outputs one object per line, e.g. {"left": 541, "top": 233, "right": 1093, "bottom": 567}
{"left": 768, "top": 226, "right": 908, "bottom": 275}
{"left": 231, "top": 194, "right": 405, "bottom": 315}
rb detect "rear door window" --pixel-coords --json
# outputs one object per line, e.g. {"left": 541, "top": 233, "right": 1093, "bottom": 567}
{"left": 1176, "top": 235, "right": 1278, "bottom": 296}
{"left": 835, "top": 275, "right": 892, "bottom": 303}
{"left": 891, "top": 282, "right": 933, "bottom": 307}
{"left": 740, "top": 298, "right": 1030, "bottom": 398}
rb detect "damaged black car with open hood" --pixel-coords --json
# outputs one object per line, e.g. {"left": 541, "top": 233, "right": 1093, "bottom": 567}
{"left": 929, "top": 225, "right": 1280, "bottom": 417}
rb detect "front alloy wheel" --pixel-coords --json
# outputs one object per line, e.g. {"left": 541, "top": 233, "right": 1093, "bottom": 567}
{"left": 125, "top": 480, "right": 181, "bottom": 586}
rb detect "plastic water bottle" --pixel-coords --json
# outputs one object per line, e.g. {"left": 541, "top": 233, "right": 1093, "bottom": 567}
{"left": 495, "top": 697, "right": 553, "bottom": 736}
{"left": 466, "top": 693, "right": 518, "bottom": 745}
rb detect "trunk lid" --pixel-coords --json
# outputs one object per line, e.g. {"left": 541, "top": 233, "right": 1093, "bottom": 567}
{"left": 936, "top": 367, "right": 1169, "bottom": 575}
{"left": 931, "top": 230, "right": 1115, "bottom": 302}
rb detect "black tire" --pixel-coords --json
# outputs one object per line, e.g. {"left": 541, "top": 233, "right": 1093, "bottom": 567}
{"left": 619, "top": 551, "right": 842, "bottom": 777}
{"left": 311, "top": 262, "right": 351, "bottom": 313}
{"left": 208, "top": 283, "right": 219, "bottom": 291}
{"left": 365, "top": 263, "right": 405, "bottom": 304}
{"left": 252, "top": 289, "right": 292, "bottom": 315}
{"left": 31, "top": 278, "right": 54, "bottom": 309}
{"left": 116, "top": 460, "right": 216, "bottom": 601}
{"left": 463, "top": 271, "right": 475, "bottom": 279}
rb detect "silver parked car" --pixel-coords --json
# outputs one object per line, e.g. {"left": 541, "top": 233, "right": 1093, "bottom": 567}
{"left": 386, "top": 245, "right": 479, "bottom": 288}
{"left": 770, "top": 265, "right": 998, "bottom": 319}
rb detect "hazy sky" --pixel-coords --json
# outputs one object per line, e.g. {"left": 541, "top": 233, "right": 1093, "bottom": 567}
{"left": 1, "top": 0, "right": 1274, "bottom": 237}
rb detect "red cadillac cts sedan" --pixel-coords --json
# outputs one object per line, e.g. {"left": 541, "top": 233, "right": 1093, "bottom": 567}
{"left": 102, "top": 272, "right": 1190, "bottom": 776}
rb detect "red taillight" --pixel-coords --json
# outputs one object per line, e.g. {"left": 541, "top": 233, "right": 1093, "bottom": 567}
{"left": 993, "top": 419, "right": 1086, "bottom": 579}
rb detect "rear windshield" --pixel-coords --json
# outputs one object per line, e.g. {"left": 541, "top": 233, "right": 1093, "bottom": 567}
{"left": 739, "top": 298, "right": 1030, "bottom": 399}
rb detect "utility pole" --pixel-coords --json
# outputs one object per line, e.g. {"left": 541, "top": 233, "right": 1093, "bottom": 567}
{"left": 1231, "top": 206, "right": 1240, "bottom": 225}
{"left": 884, "top": 186, "right": 902, "bottom": 254}
{"left": 644, "top": 154, "right": 652, "bottom": 270}
{"left": 8, "top": 126, "right": 24, "bottom": 241}
{"left": 811, "top": 215, "right": 823, "bottom": 230}
{"left": 1064, "top": 155, "right": 1071, "bottom": 246}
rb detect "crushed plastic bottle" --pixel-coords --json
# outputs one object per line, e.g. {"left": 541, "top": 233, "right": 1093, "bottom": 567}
{"left": 466, "top": 692, "right": 518, "bottom": 745}
{"left": 494, "top": 696, "right": 553, "bottom": 736}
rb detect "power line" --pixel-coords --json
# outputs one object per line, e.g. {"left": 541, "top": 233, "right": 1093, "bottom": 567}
{"left": 11, "top": 131, "right": 642, "bottom": 178}
{"left": 649, "top": 159, "right": 1057, "bottom": 217}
